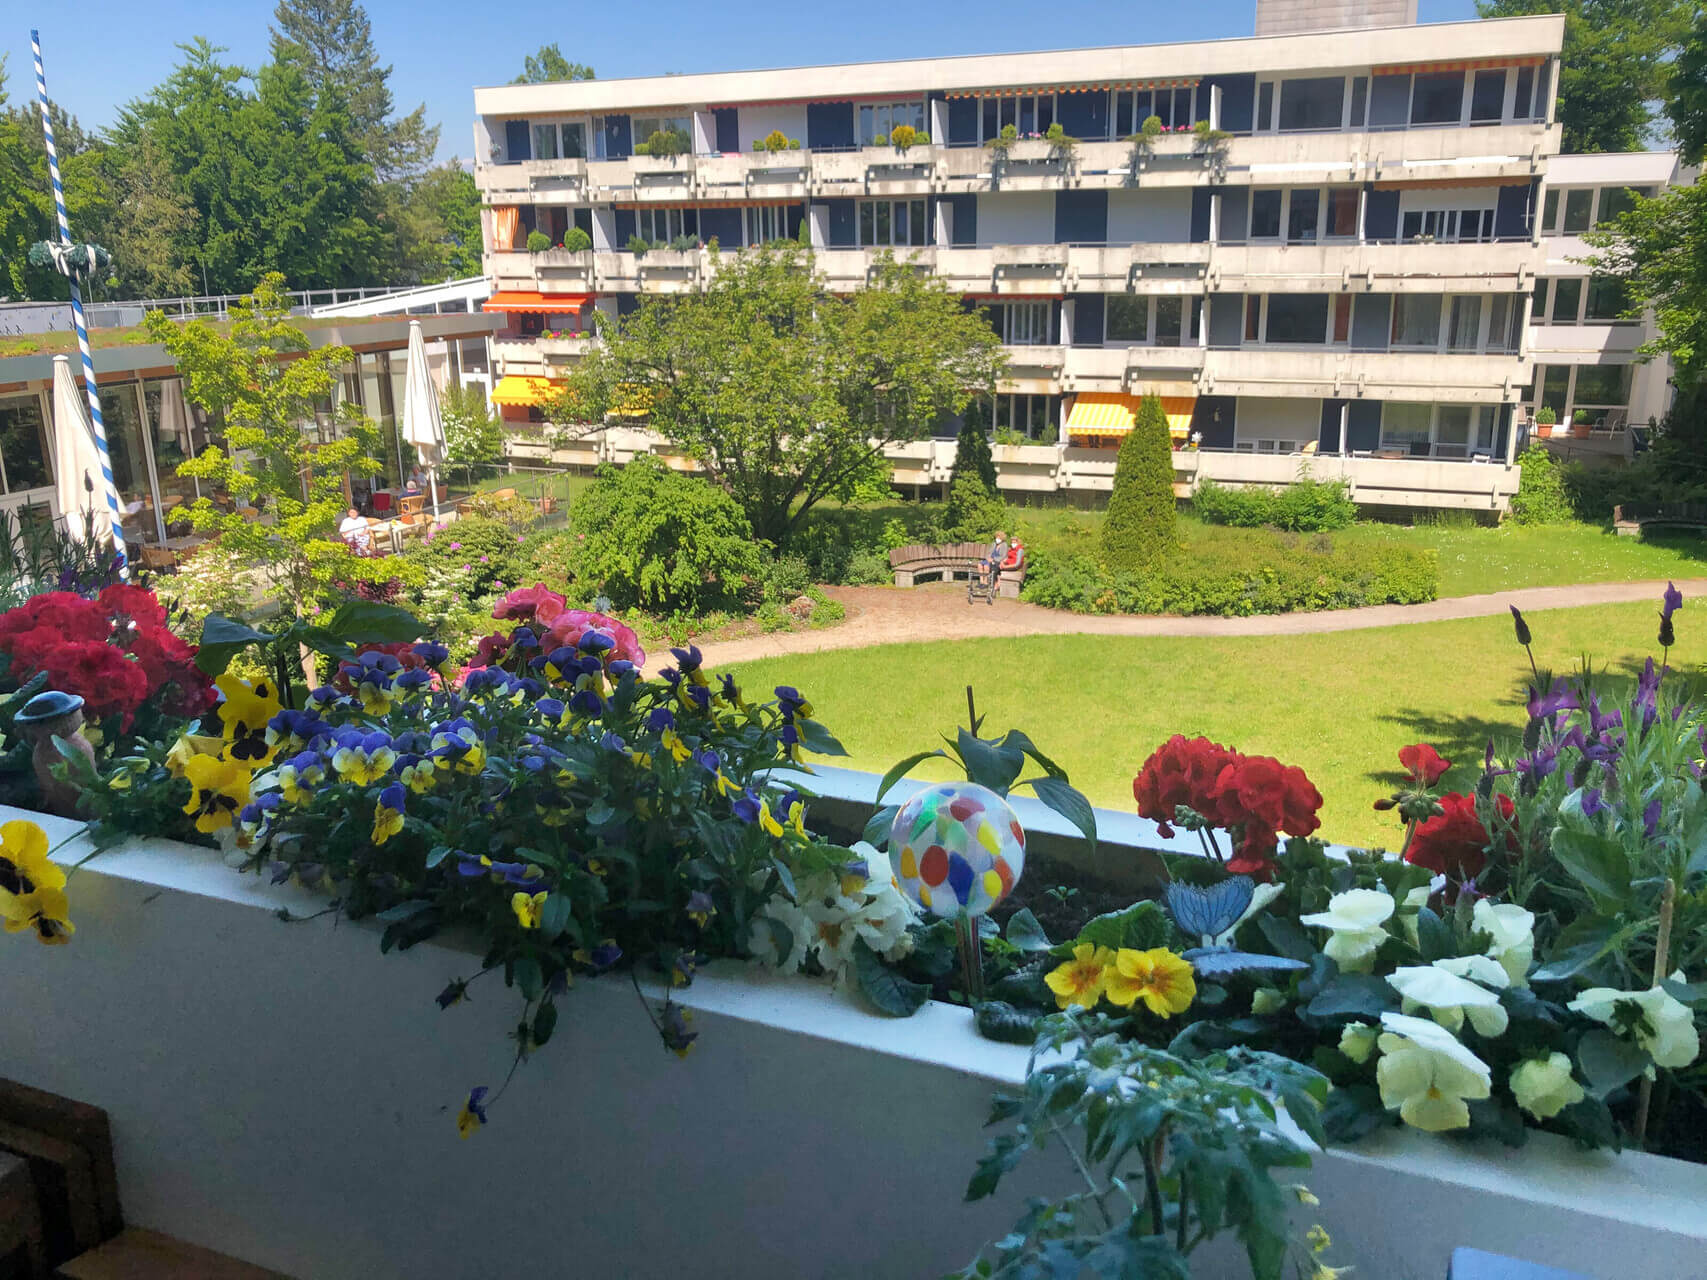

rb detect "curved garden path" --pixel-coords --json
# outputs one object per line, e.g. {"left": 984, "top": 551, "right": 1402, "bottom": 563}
{"left": 696, "top": 577, "right": 1707, "bottom": 669}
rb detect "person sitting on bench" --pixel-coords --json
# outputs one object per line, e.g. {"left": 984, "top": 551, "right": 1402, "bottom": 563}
{"left": 978, "top": 531, "right": 1008, "bottom": 590}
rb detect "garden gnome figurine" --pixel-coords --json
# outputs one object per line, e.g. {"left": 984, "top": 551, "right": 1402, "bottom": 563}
{"left": 14, "top": 690, "right": 96, "bottom": 817}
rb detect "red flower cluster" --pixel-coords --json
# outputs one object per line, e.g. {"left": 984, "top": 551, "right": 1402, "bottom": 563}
{"left": 0, "top": 587, "right": 213, "bottom": 728}
{"left": 1405, "top": 791, "right": 1517, "bottom": 880}
{"left": 1399, "top": 742, "right": 1451, "bottom": 787}
{"left": 1132, "top": 734, "right": 1323, "bottom": 876}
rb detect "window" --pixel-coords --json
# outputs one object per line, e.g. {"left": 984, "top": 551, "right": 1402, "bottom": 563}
{"left": 859, "top": 101, "right": 926, "bottom": 146}
{"left": 1470, "top": 70, "right": 1506, "bottom": 123}
{"left": 1485, "top": 295, "right": 1521, "bottom": 352}
{"left": 1539, "top": 366, "right": 1570, "bottom": 416}
{"left": 1562, "top": 188, "right": 1594, "bottom": 233}
{"left": 1595, "top": 185, "right": 1648, "bottom": 225}
{"left": 1446, "top": 296, "right": 1483, "bottom": 352}
{"left": 1550, "top": 277, "right": 1582, "bottom": 324}
{"left": 745, "top": 205, "right": 793, "bottom": 244}
{"left": 562, "top": 123, "right": 586, "bottom": 159}
{"left": 1286, "top": 189, "right": 1320, "bottom": 244}
{"left": 1411, "top": 73, "right": 1465, "bottom": 125}
{"left": 1349, "top": 77, "right": 1368, "bottom": 128}
{"left": 1250, "top": 190, "right": 1282, "bottom": 239}
{"left": 1542, "top": 188, "right": 1560, "bottom": 230}
{"left": 0, "top": 395, "right": 51, "bottom": 494}
{"left": 1106, "top": 295, "right": 1149, "bottom": 343}
{"left": 1154, "top": 297, "right": 1184, "bottom": 347}
{"left": 1380, "top": 404, "right": 1496, "bottom": 458}
{"left": 1002, "top": 301, "right": 1052, "bottom": 345}
{"left": 532, "top": 124, "right": 560, "bottom": 161}
{"left": 1400, "top": 206, "right": 1494, "bottom": 243}
{"left": 636, "top": 207, "right": 696, "bottom": 244}
{"left": 633, "top": 115, "right": 692, "bottom": 151}
{"left": 982, "top": 94, "right": 1056, "bottom": 142}
{"left": 993, "top": 394, "right": 1057, "bottom": 440}
{"left": 1245, "top": 295, "right": 1262, "bottom": 342}
{"left": 1532, "top": 278, "right": 1549, "bottom": 321}
{"left": 1327, "top": 189, "right": 1359, "bottom": 238}
{"left": 1390, "top": 294, "right": 1442, "bottom": 347}
{"left": 1256, "top": 82, "right": 1275, "bottom": 132}
{"left": 858, "top": 199, "right": 927, "bottom": 247}
{"left": 1574, "top": 364, "right": 1632, "bottom": 408}
{"left": 1514, "top": 66, "right": 1537, "bottom": 119}
{"left": 1278, "top": 77, "right": 1345, "bottom": 131}
{"left": 1585, "top": 275, "right": 1631, "bottom": 322}
{"left": 1264, "top": 295, "right": 1330, "bottom": 344}
{"left": 1381, "top": 402, "right": 1434, "bottom": 451}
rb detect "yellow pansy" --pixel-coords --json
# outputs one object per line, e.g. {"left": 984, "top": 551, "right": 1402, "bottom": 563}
{"left": 214, "top": 674, "right": 282, "bottom": 766}
{"left": 181, "top": 754, "right": 254, "bottom": 834}
{"left": 165, "top": 733, "right": 226, "bottom": 779}
{"left": 758, "top": 801, "right": 784, "bottom": 838}
{"left": 512, "top": 890, "right": 548, "bottom": 930}
{"left": 1044, "top": 943, "right": 1114, "bottom": 1010}
{"left": 2, "top": 885, "right": 74, "bottom": 945}
{"left": 1103, "top": 948, "right": 1197, "bottom": 1018}
{"left": 661, "top": 729, "right": 692, "bottom": 764}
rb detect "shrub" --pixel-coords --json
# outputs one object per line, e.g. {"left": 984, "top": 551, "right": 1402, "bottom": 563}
{"left": 626, "top": 234, "right": 651, "bottom": 255}
{"left": 939, "top": 473, "right": 1007, "bottom": 542}
{"left": 526, "top": 230, "right": 551, "bottom": 253}
{"left": 404, "top": 515, "right": 534, "bottom": 599}
{"left": 764, "top": 555, "right": 813, "bottom": 603}
{"left": 1100, "top": 394, "right": 1176, "bottom": 571}
{"left": 762, "top": 129, "right": 793, "bottom": 153}
{"left": 637, "top": 128, "right": 689, "bottom": 158}
{"left": 564, "top": 458, "right": 762, "bottom": 614}
{"left": 1192, "top": 477, "right": 1356, "bottom": 532}
{"left": 951, "top": 417, "right": 998, "bottom": 493}
{"left": 890, "top": 125, "right": 918, "bottom": 151}
{"left": 460, "top": 492, "right": 539, "bottom": 527}
{"left": 1022, "top": 527, "right": 1436, "bottom": 617}
{"left": 563, "top": 226, "right": 592, "bottom": 253}
{"left": 846, "top": 549, "right": 892, "bottom": 584}
{"left": 1508, "top": 445, "right": 1577, "bottom": 525}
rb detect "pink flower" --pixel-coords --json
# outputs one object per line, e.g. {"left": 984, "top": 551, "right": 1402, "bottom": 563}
{"left": 493, "top": 583, "right": 568, "bottom": 624}
{"left": 542, "top": 609, "right": 646, "bottom": 668}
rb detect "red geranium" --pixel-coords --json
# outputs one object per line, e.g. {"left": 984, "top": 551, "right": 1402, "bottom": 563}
{"left": 0, "top": 593, "right": 112, "bottom": 645}
{"left": 1405, "top": 791, "right": 1517, "bottom": 880}
{"left": 23, "top": 641, "right": 151, "bottom": 726}
{"left": 97, "top": 583, "right": 169, "bottom": 630}
{"left": 1398, "top": 743, "right": 1451, "bottom": 787}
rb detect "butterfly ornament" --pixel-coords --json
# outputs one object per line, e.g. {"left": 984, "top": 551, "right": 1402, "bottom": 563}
{"left": 1165, "top": 876, "right": 1307, "bottom": 979}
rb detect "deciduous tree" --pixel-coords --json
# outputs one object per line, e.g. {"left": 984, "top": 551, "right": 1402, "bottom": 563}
{"left": 514, "top": 45, "right": 595, "bottom": 84}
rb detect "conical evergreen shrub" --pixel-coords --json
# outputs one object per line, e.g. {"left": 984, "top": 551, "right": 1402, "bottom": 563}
{"left": 950, "top": 415, "right": 999, "bottom": 493}
{"left": 1100, "top": 394, "right": 1177, "bottom": 572}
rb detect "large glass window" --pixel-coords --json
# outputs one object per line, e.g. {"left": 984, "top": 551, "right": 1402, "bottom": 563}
{"left": 1574, "top": 364, "right": 1633, "bottom": 407}
{"left": 745, "top": 205, "right": 795, "bottom": 245}
{"left": 993, "top": 393, "right": 1058, "bottom": 440}
{"left": 858, "top": 199, "right": 927, "bottom": 247}
{"left": 1265, "top": 295, "right": 1330, "bottom": 344}
{"left": 562, "top": 123, "right": 586, "bottom": 159}
{"left": 1514, "top": 66, "right": 1537, "bottom": 119}
{"left": 1154, "top": 297, "right": 1184, "bottom": 347}
{"left": 531, "top": 124, "right": 559, "bottom": 161}
{"left": 1278, "top": 77, "right": 1345, "bottom": 131}
{"left": 98, "top": 386, "right": 157, "bottom": 542}
{"left": 860, "top": 101, "right": 927, "bottom": 146}
{"left": 1595, "top": 185, "right": 1648, "bottom": 225}
{"left": 1550, "top": 277, "right": 1583, "bottom": 324}
{"left": 1002, "top": 301, "right": 1052, "bottom": 345}
{"left": 1446, "top": 296, "right": 1483, "bottom": 352}
{"left": 1470, "top": 69, "right": 1507, "bottom": 123}
{"left": 1411, "top": 73, "right": 1465, "bottom": 125}
{"left": 1256, "top": 82, "right": 1275, "bottom": 132}
{"left": 1105, "top": 295, "right": 1149, "bottom": 343}
{"left": 1585, "top": 275, "right": 1631, "bottom": 322}
{"left": 1562, "top": 188, "right": 1594, "bottom": 233}
{"left": 1286, "top": 189, "right": 1320, "bottom": 244}
{"left": 0, "top": 394, "right": 52, "bottom": 494}
{"left": 1539, "top": 366, "right": 1570, "bottom": 417}
{"left": 1327, "top": 189, "right": 1359, "bottom": 237}
{"left": 982, "top": 94, "right": 1056, "bottom": 142}
{"left": 636, "top": 207, "right": 697, "bottom": 244}
{"left": 1381, "top": 403, "right": 1434, "bottom": 451}
{"left": 1485, "top": 295, "right": 1520, "bottom": 352}
{"left": 1390, "top": 295, "right": 1442, "bottom": 348}
{"left": 1250, "top": 190, "right": 1282, "bottom": 239}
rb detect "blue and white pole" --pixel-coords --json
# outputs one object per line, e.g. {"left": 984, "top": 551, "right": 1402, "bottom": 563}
{"left": 31, "top": 28, "right": 128, "bottom": 578}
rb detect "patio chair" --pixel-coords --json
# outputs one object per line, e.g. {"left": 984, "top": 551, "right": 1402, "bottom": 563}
{"left": 399, "top": 495, "right": 426, "bottom": 518}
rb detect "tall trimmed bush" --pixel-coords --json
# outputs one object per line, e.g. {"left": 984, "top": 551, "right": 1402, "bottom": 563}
{"left": 950, "top": 416, "right": 999, "bottom": 494}
{"left": 1508, "top": 445, "right": 1576, "bottom": 525}
{"left": 1100, "top": 394, "right": 1176, "bottom": 571}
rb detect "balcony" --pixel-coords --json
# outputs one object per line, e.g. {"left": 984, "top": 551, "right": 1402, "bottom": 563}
{"left": 492, "top": 334, "right": 595, "bottom": 377}
{"left": 1065, "top": 243, "right": 1212, "bottom": 290}
{"left": 1203, "top": 347, "right": 1530, "bottom": 401}
{"left": 1183, "top": 448, "right": 1521, "bottom": 512}
{"left": 1209, "top": 239, "right": 1545, "bottom": 294}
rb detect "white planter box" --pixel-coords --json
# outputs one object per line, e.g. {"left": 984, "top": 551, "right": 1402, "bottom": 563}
{"left": 2, "top": 799, "right": 1703, "bottom": 1280}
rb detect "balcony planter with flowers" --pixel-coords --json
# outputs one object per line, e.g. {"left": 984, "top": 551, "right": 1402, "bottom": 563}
{"left": 0, "top": 576, "right": 1704, "bottom": 1278}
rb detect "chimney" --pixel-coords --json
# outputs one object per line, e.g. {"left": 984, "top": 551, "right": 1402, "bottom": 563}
{"left": 1255, "top": 0, "right": 1418, "bottom": 35}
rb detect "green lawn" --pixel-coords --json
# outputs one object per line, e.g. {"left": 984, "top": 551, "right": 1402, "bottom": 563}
{"left": 732, "top": 599, "right": 1698, "bottom": 850}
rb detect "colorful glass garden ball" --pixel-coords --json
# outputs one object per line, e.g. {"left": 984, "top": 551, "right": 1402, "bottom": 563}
{"left": 889, "top": 781, "right": 1026, "bottom": 918}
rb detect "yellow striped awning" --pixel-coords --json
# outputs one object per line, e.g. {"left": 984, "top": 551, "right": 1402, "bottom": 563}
{"left": 1373, "top": 56, "right": 1546, "bottom": 76}
{"left": 490, "top": 376, "right": 562, "bottom": 407}
{"left": 1065, "top": 393, "right": 1196, "bottom": 440}
{"left": 945, "top": 79, "right": 1197, "bottom": 100}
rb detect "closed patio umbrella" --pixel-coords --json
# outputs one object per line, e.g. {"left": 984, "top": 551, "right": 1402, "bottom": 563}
{"left": 400, "top": 320, "right": 446, "bottom": 518}
{"left": 156, "top": 378, "right": 192, "bottom": 458}
{"left": 51, "top": 354, "right": 108, "bottom": 542}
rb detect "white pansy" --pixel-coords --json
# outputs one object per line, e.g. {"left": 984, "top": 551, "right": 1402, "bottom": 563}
{"left": 1374, "top": 1011, "right": 1492, "bottom": 1133}
{"left": 1509, "top": 1052, "right": 1585, "bottom": 1121}
{"left": 1300, "top": 888, "right": 1395, "bottom": 973}
{"left": 746, "top": 894, "right": 810, "bottom": 971}
{"left": 1386, "top": 961, "right": 1510, "bottom": 1037}
{"left": 1432, "top": 953, "right": 1513, "bottom": 990}
{"left": 1251, "top": 988, "right": 1288, "bottom": 1016}
{"left": 1210, "top": 880, "right": 1286, "bottom": 948}
{"left": 1339, "top": 1021, "right": 1379, "bottom": 1065}
{"left": 1473, "top": 899, "right": 1536, "bottom": 987}
{"left": 1398, "top": 882, "right": 1434, "bottom": 945}
{"left": 1569, "top": 976, "right": 1701, "bottom": 1069}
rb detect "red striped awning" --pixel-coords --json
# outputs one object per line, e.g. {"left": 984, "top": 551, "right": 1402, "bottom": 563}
{"left": 1373, "top": 56, "right": 1546, "bottom": 76}
{"left": 484, "top": 291, "right": 591, "bottom": 313}
{"left": 944, "top": 79, "right": 1197, "bottom": 99}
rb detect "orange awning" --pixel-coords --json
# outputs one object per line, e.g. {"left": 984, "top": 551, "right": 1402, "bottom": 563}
{"left": 1374, "top": 56, "right": 1546, "bottom": 76}
{"left": 1065, "top": 393, "right": 1195, "bottom": 440}
{"left": 484, "top": 291, "right": 591, "bottom": 313}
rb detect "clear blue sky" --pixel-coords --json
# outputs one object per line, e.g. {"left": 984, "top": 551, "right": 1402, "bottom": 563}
{"left": 6, "top": 0, "right": 1483, "bottom": 163}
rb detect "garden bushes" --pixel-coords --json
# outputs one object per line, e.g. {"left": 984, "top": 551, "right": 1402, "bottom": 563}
{"left": 1192, "top": 477, "right": 1356, "bottom": 532}
{"left": 1022, "top": 526, "right": 1437, "bottom": 616}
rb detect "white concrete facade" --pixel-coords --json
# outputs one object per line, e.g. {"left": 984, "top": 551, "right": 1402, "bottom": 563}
{"left": 472, "top": 14, "right": 1571, "bottom": 511}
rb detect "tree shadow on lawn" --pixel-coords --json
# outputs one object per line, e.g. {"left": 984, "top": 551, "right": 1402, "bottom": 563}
{"left": 1633, "top": 531, "right": 1707, "bottom": 569}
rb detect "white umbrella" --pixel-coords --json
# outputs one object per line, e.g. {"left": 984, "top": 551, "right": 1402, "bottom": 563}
{"left": 51, "top": 354, "right": 108, "bottom": 542}
{"left": 400, "top": 320, "right": 446, "bottom": 518}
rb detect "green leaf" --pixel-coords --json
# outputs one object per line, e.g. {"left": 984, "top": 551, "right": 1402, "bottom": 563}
{"left": 1003, "top": 729, "right": 1068, "bottom": 780}
{"left": 1577, "top": 1029, "right": 1649, "bottom": 1096}
{"left": 1022, "top": 776, "right": 1097, "bottom": 852}
{"left": 853, "top": 937, "right": 929, "bottom": 1016}
{"left": 323, "top": 598, "right": 427, "bottom": 646}
{"left": 1322, "top": 1084, "right": 1389, "bottom": 1143}
{"left": 1257, "top": 915, "right": 1318, "bottom": 963}
{"left": 1069, "top": 900, "right": 1169, "bottom": 954}
{"left": 974, "top": 1001, "right": 1039, "bottom": 1044}
{"left": 538, "top": 892, "right": 572, "bottom": 942}
{"left": 1414, "top": 906, "right": 1453, "bottom": 963}
{"left": 194, "top": 614, "right": 276, "bottom": 676}
{"left": 1467, "top": 1097, "right": 1529, "bottom": 1149}
{"left": 374, "top": 898, "right": 434, "bottom": 923}
{"left": 862, "top": 803, "right": 899, "bottom": 848}
{"left": 796, "top": 716, "right": 847, "bottom": 757}
{"left": 760, "top": 917, "right": 795, "bottom": 966}
{"left": 1660, "top": 977, "right": 1707, "bottom": 1006}
{"left": 425, "top": 845, "right": 454, "bottom": 870}
{"left": 532, "top": 999, "right": 558, "bottom": 1047}
{"left": 1550, "top": 825, "right": 1634, "bottom": 914}
{"left": 875, "top": 750, "right": 946, "bottom": 802}
{"left": 956, "top": 728, "right": 1025, "bottom": 793}
{"left": 1532, "top": 917, "right": 1632, "bottom": 983}
{"left": 1305, "top": 974, "right": 1398, "bottom": 1022}
{"left": 1003, "top": 907, "right": 1051, "bottom": 953}
{"left": 512, "top": 955, "right": 544, "bottom": 1002}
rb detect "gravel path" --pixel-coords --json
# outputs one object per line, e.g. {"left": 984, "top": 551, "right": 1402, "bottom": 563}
{"left": 694, "top": 577, "right": 1707, "bottom": 669}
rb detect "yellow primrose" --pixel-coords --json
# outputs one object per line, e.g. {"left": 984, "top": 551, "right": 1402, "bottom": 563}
{"left": 2, "top": 884, "right": 74, "bottom": 945}
{"left": 1104, "top": 948, "right": 1197, "bottom": 1018}
{"left": 512, "top": 890, "right": 548, "bottom": 930}
{"left": 661, "top": 729, "right": 692, "bottom": 765}
{"left": 1044, "top": 943, "right": 1115, "bottom": 1010}
{"left": 214, "top": 674, "right": 282, "bottom": 766}
{"left": 164, "top": 733, "right": 226, "bottom": 780}
{"left": 181, "top": 754, "right": 253, "bottom": 834}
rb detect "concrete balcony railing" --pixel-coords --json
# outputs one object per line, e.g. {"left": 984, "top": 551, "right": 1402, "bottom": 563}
{"left": 486, "top": 249, "right": 597, "bottom": 294}
{"left": 1065, "top": 243, "right": 1212, "bottom": 290}
{"left": 1525, "top": 322, "right": 1647, "bottom": 362}
{"left": 1184, "top": 449, "right": 1521, "bottom": 511}
{"left": 492, "top": 334, "right": 596, "bottom": 377}
{"left": 1203, "top": 347, "right": 1530, "bottom": 401}
{"left": 592, "top": 249, "right": 705, "bottom": 293}
{"left": 1210, "top": 239, "right": 1546, "bottom": 294}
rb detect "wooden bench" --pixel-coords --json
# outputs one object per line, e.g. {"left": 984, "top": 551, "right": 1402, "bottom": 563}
{"left": 1613, "top": 502, "right": 1707, "bottom": 537}
{"left": 889, "top": 543, "right": 1028, "bottom": 598}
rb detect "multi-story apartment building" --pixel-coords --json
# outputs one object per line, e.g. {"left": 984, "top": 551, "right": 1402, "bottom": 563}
{"left": 472, "top": 7, "right": 1567, "bottom": 512}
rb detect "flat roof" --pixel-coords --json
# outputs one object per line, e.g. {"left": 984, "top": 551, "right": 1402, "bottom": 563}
{"left": 473, "top": 15, "right": 1564, "bottom": 118}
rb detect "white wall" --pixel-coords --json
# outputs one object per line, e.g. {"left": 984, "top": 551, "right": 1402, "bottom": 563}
{"left": 1108, "top": 189, "right": 1194, "bottom": 244}
{"left": 737, "top": 104, "right": 809, "bottom": 152}
{"left": 976, "top": 192, "right": 1056, "bottom": 246}
{"left": 1237, "top": 396, "right": 1323, "bottom": 443}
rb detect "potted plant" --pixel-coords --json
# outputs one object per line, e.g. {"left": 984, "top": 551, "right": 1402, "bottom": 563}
{"left": 1534, "top": 406, "right": 1556, "bottom": 438}
{"left": 1044, "top": 121, "right": 1079, "bottom": 162}
{"left": 1572, "top": 408, "right": 1596, "bottom": 438}
{"left": 563, "top": 227, "right": 592, "bottom": 255}
{"left": 526, "top": 230, "right": 552, "bottom": 254}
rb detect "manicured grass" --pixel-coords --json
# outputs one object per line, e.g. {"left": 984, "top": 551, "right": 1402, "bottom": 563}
{"left": 733, "top": 600, "right": 1699, "bottom": 850}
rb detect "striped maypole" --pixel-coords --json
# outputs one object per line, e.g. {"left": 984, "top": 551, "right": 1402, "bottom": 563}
{"left": 31, "top": 28, "right": 127, "bottom": 578}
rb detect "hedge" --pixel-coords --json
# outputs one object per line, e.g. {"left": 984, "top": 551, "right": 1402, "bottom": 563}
{"left": 1191, "top": 477, "right": 1357, "bottom": 532}
{"left": 1021, "top": 526, "right": 1437, "bottom": 617}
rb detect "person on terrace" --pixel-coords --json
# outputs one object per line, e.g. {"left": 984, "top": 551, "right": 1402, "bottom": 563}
{"left": 340, "top": 506, "right": 373, "bottom": 555}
